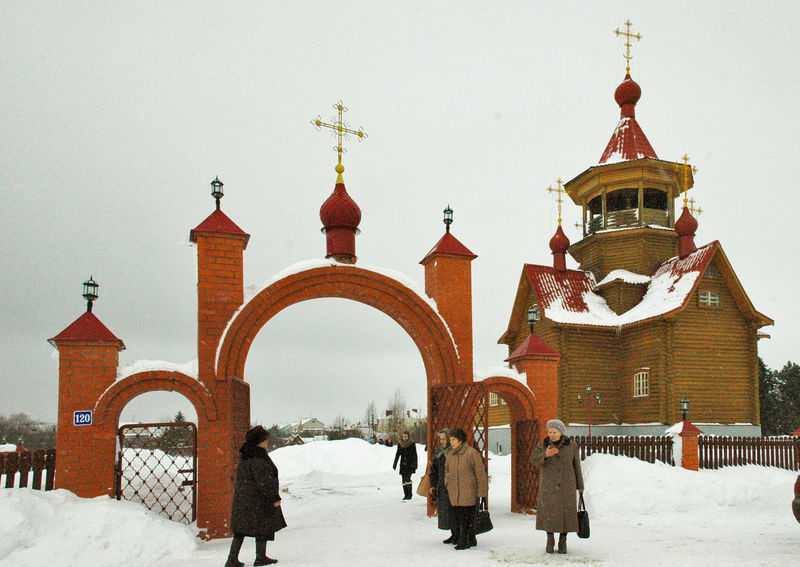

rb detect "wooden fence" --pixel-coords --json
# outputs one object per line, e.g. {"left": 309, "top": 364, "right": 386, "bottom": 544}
{"left": 0, "top": 449, "right": 56, "bottom": 490}
{"left": 575, "top": 435, "right": 674, "bottom": 465}
{"left": 698, "top": 436, "right": 800, "bottom": 471}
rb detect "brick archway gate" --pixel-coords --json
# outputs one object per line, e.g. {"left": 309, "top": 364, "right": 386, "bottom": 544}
{"left": 209, "top": 264, "right": 465, "bottom": 536}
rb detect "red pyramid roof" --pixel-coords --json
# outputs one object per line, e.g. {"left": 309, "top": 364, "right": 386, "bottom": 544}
{"left": 420, "top": 232, "right": 477, "bottom": 264}
{"left": 598, "top": 75, "right": 657, "bottom": 164}
{"left": 49, "top": 311, "right": 125, "bottom": 350}
{"left": 680, "top": 420, "right": 703, "bottom": 435}
{"left": 190, "top": 209, "right": 250, "bottom": 248}
{"left": 505, "top": 333, "right": 560, "bottom": 362}
{"left": 792, "top": 426, "right": 800, "bottom": 437}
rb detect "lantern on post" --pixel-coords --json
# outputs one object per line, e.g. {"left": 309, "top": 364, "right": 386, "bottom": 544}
{"left": 443, "top": 205, "right": 453, "bottom": 233}
{"left": 82, "top": 276, "right": 99, "bottom": 312}
{"left": 211, "top": 176, "right": 224, "bottom": 210}
{"left": 527, "top": 304, "right": 540, "bottom": 333}
{"left": 680, "top": 398, "right": 690, "bottom": 421}
{"left": 577, "top": 385, "right": 602, "bottom": 438}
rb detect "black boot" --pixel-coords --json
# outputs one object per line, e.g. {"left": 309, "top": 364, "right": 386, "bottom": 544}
{"left": 557, "top": 533, "right": 567, "bottom": 554}
{"left": 546, "top": 532, "right": 555, "bottom": 554}
{"left": 403, "top": 483, "right": 413, "bottom": 500}
{"left": 442, "top": 530, "right": 456, "bottom": 544}
{"left": 467, "top": 513, "right": 477, "bottom": 548}
{"left": 454, "top": 526, "right": 469, "bottom": 551}
{"left": 225, "top": 535, "right": 245, "bottom": 567}
{"left": 253, "top": 538, "right": 278, "bottom": 566}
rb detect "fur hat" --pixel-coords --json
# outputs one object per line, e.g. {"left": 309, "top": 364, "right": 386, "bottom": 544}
{"left": 245, "top": 425, "right": 270, "bottom": 446}
{"left": 545, "top": 419, "right": 567, "bottom": 435}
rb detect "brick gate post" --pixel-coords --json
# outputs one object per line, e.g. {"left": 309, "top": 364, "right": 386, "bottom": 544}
{"left": 190, "top": 195, "right": 250, "bottom": 538}
{"left": 507, "top": 336, "right": 561, "bottom": 441}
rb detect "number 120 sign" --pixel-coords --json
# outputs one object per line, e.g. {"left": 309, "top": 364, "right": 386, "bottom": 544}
{"left": 73, "top": 410, "right": 93, "bottom": 427}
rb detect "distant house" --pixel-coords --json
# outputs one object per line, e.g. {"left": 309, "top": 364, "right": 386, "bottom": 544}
{"left": 278, "top": 418, "right": 327, "bottom": 438}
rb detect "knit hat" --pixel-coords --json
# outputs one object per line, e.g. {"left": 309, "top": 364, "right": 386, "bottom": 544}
{"left": 545, "top": 419, "right": 567, "bottom": 435}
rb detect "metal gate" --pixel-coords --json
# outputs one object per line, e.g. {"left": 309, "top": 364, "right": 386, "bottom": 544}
{"left": 115, "top": 422, "right": 197, "bottom": 524}
{"left": 429, "top": 383, "right": 489, "bottom": 511}
{"left": 516, "top": 419, "right": 539, "bottom": 511}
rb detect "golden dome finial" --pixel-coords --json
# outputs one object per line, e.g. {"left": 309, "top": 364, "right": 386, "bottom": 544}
{"left": 311, "top": 99, "right": 368, "bottom": 184}
{"left": 614, "top": 19, "right": 642, "bottom": 75}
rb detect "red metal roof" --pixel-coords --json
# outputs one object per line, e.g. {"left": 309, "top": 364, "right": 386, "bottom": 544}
{"left": 420, "top": 232, "right": 477, "bottom": 264}
{"left": 598, "top": 75, "right": 657, "bottom": 164}
{"left": 49, "top": 311, "right": 125, "bottom": 350}
{"left": 505, "top": 333, "right": 560, "bottom": 362}
{"left": 524, "top": 264, "right": 596, "bottom": 314}
{"left": 680, "top": 420, "right": 703, "bottom": 435}
{"left": 190, "top": 209, "right": 250, "bottom": 248}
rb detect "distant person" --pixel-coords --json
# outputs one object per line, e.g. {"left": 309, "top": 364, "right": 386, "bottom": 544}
{"left": 392, "top": 431, "right": 418, "bottom": 500}
{"left": 226, "top": 426, "right": 286, "bottom": 567}
{"left": 428, "top": 429, "right": 455, "bottom": 543}
{"left": 445, "top": 428, "right": 488, "bottom": 550}
{"left": 531, "top": 419, "right": 584, "bottom": 555}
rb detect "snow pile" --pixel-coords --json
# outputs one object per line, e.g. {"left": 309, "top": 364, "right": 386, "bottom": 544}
{"left": 117, "top": 359, "right": 198, "bottom": 380}
{"left": 0, "top": 489, "right": 197, "bottom": 567}
{"left": 0, "top": 444, "right": 16, "bottom": 453}
{"left": 582, "top": 453, "right": 795, "bottom": 521}
{"left": 271, "top": 438, "right": 396, "bottom": 479}
{"left": 595, "top": 269, "right": 651, "bottom": 288}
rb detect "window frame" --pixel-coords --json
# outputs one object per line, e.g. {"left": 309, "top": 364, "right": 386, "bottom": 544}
{"left": 489, "top": 392, "right": 499, "bottom": 407}
{"left": 633, "top": 368, "right": 650, "bottom": 398}
{"left": 698, "top": 290, "right": 721, "bottom": 307}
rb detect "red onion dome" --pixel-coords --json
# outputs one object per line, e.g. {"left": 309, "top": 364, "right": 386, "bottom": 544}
{"left": 614, "top": 74, "right": 642, "bottom": 118}
{"left": 674, "top": 206, "right": 698, "bottom": 237}
{"left": 549, "top": 225, "right": 570, "bottom": 255}
{"left": 320, "top": 183, "right": 362, "bottom": 229}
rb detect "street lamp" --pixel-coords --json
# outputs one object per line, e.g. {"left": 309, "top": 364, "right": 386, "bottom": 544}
{"left": 527, "top": 304, "right": 540, "bottom": 332}
{"left": 577, "top": 385, "right": 602, "bottom": 438}
{"left": 82, "top": 276, "right": 99, "bottom": 312}
{"left": 211, "top": 176, "right": 224, "bottom": 210}
{"left": 443, "top": 205, "right": 453, "bottom": 233}
{"left": 680, "top": 398, "right": 690, "bottom": 421}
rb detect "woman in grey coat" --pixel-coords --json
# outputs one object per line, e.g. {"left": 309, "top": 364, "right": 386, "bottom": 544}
{"left": 226, "top": 426, "right": 287, "bottom": 567}
{"left": 531, "top": 419, "right": 584, "bottom": 555}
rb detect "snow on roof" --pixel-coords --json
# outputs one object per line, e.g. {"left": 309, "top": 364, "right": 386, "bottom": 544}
{"left": 215, "top": 258, "right": 459, "bottom": 371}
{"left": 595, "top": 269, "right": 651, "bottom": 288}
{"left": 598, "top": 116, "right": 657, "bottom": 164}
{"left": 527, "top": 243, "right": 716, "bottom": 328}
{"left": 0, "top": 443, "right": 17, "bottom": 452}
{"left": 474, "top": 365, "right": 527, "bottom": 385}
{"left": 117, "top": 359, "right": 198, "bottom": 380}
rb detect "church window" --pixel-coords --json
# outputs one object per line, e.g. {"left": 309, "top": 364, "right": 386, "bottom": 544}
{"left": 643, "top": 188, "right": 668, "bottom": 210}
{"left": 699, "top": 290, "right": 720, "bottom": 307}
{"left": 489, "top": 392, "right": 499, "bottom": 407}
{"left": 633, "top": 370, "right": 650, "bottom": 398}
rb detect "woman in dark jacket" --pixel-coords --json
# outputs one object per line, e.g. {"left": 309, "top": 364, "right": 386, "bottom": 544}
{"left": 226, "top": 426, "right": 287, "bottom": 567}
{"left": 428, "top": 429, "right": 455, "bottom": 543}
{"left": 531, "top": 419, "right": 584, "bottom": 555}
{"left": 392, "top": 431, "right": 418, "bottom": 500}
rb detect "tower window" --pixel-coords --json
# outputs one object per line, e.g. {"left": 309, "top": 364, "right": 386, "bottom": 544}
{"left": 633, "top": 370, "right": 650, "bottom": 398}
{"left": 699, "top": 290, "right": 720, "bottom": 307}
{"left": 643, "top": 188, "right": 667, "bottom": 210}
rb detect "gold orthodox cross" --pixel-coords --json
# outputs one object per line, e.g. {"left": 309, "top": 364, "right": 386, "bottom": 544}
{"left": 547, "top": 178, "right": 565, "bottom": 226}
{"left": 614, "top": 19, "right": 641, "bottom": 75}
{"left": 680, "top": 153, "right": 699, "bottom": 206}
{"left": 688, "top": 197, "right": 703, "bottom": 216}
{"left": 312, "top": 100, "right": 368, "bottom": 183}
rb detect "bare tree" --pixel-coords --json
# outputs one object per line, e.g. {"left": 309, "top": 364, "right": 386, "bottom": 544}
{"left": 386, "top": 390, "right": 407, "bottom": 436}
{"left": 365, "top": 401, "right": 377, "bottom": 438}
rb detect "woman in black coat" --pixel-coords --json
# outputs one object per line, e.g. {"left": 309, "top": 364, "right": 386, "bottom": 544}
{"left": 392, "top": 431, "right": 418, "bottom": 500}
{"left": 226, "top": 426, "right": 287, "bottom": 567}
{"left": 428, "top": 429, "right": 455, "bottom": 543}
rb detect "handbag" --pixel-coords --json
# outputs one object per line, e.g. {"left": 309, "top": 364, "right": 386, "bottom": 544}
{"left": 474, "top": 501, "right": 493, "bottom": 535}
{"left": 577, "top": 493, "right": 590, "bottom": 539}
{"left": 416, "top": 474, "right": 430, "bottom": 497}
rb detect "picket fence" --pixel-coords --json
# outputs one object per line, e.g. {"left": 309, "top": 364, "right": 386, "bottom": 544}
{"left": 0, "top": 449, "right": 57, "bottom": 490}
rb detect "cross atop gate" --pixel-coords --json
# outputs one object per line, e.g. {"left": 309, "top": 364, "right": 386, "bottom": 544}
{"left": 312, "top": 100, "right": 368, "bottom": 184}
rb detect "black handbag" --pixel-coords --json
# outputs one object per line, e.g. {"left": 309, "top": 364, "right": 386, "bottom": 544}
{"left": 577, "top": 493, "right": 590, "bottom": 539}
{"left": 474, "top": 502, "right": 493, "bottom": 535}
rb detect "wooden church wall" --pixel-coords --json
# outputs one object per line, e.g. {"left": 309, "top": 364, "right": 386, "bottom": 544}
{"left": 671, "top": 272, "right": 757, "bottom": 425}
{"left": 619, "top": 324, "right": 664, "bottom": 424}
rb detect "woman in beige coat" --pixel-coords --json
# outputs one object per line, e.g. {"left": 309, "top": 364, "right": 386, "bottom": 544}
{"left": 445, "top": 427, "right": 488, "bottom": 550}
{"left": 531, "top": 419, "right": 584, "bottom": 555}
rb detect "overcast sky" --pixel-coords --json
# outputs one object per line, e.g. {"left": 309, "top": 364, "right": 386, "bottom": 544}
{"left": 2, "top": 1, "right": 797, "bottom": 427}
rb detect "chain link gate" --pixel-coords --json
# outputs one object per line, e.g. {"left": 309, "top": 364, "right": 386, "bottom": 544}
{"left": 429, "top": 383, "right": 489, "bottom": 514}
{"left": 115, "top": 422, "right": 197, "bottom": 524}
{"left": 516, "top": 419, "right": 539, "bottom": 511}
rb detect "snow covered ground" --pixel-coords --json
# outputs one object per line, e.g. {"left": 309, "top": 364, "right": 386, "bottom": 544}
{"left": 1, "top": 439, "right": 797, "bottom": 566}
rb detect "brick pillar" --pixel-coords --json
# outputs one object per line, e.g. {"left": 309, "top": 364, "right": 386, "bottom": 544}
{"left": 679, "top": 420, "right": 703, "bottom": 471}
{"left": 190, "top": 207, "right": 250, "bottom": 538}
{"left": 49, "top": 326, "right": 123, "bottom": 497}
{"left": 511, "top": 355, "right": 560, "bottom": 441}
{"left": 420, "top": 232, "right": 477, "bottom": 383}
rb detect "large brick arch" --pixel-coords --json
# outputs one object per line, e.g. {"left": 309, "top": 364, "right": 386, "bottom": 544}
{"left": 216, "top": 266, "right": 462, "bottom": 386}
{"left": 94, "top": 370, "right": 218, "bottom": 426}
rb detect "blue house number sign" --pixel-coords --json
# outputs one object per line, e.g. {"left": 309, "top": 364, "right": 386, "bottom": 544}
{"left": 73, "top": 410, "right": 93, "bottom": 427}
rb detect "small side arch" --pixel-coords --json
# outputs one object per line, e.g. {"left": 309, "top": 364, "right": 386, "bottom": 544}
{"left": 94, "top": 370, "right": 218, "bottom": 426}
{"left": 480, "top": 376, "right": 536, "bottom": 421}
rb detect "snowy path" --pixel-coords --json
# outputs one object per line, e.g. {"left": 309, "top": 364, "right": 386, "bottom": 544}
{"left": 2, "top": 440, "right": 797, "bottom": 566}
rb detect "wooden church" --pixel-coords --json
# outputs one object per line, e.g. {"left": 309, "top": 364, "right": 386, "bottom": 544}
{"left": 491, "top": 39, "right": 773, "bottom": 438}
